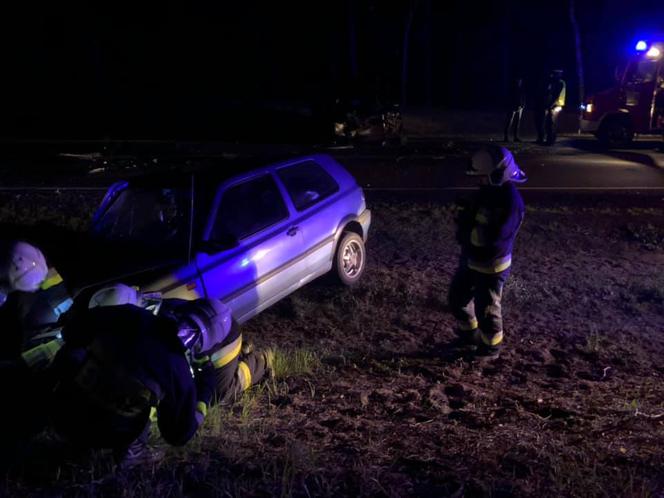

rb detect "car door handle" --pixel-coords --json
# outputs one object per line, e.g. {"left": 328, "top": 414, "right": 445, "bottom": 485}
{"left": 286, "top": 226, "right": 299, "bottom": 237}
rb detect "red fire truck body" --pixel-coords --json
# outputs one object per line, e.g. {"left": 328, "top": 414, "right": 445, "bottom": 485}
{"left": 581, "top": 41, "right": 664, "bottom": 146}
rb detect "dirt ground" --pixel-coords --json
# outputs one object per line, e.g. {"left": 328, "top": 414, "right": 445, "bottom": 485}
{"left": 2, "top": 191, "right": 664, "bottom": 498}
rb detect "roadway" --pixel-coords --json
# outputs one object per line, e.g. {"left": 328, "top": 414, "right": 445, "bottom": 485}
{"left": 0, "top": 135, "right": 663, "bottom": 194}
{"left": 331, "top": 136, "right": 664, "bottom": 192}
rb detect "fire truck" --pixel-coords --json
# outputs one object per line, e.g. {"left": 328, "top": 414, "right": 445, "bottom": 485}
{"left": 580, "top": 40, "right": 664, "bottom": 147}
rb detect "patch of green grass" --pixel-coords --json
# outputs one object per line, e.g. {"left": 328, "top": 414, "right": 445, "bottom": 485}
{"left": 271, "top": 348, "right": 321, "bottom": 379}
{"left": 583, "top": 326, "right": 606, "bottom": 354}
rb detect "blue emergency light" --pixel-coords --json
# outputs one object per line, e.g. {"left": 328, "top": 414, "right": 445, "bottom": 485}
{"left": 635, "top": 40, "right": 648, "bottom": 51}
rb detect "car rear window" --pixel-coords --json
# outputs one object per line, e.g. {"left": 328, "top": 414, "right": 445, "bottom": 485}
{"left": 212, "top": 174, "right": 289, "bottom": 241}
{"left": 277, "top": 161, "right": 339, "bottom": 211}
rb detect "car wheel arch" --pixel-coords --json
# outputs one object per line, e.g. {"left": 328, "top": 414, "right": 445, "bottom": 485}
{"left": 334, "top": 218, "right": 364, "bottom": 246}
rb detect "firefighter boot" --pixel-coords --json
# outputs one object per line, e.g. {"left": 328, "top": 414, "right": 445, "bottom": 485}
{"left": 454, "top": 327, "right": 480, "bottom": 348}
{"left": 474, "top": 331, "right": 503, "bottom": 360}
{"left": 475, "top": 343, "right": 501, "bottom": 360}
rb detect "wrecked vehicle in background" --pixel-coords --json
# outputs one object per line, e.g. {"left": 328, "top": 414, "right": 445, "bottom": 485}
{"left": 72, "top": 153, "right": 371, "bottom": 324}
{"left": 333, "top": 98, "right": 404, "bottom": 146}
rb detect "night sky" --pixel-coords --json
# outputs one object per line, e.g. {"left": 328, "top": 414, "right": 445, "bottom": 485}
{"left": 1, "top": 0, "right": 663, "bottom": 139}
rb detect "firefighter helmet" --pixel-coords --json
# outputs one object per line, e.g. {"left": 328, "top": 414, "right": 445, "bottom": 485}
{"left": 173, "top": 299, "right": 233, "bottom": 354}
{"left": 89, "top": 283, "right": 141, "bottom": 308}
{"left": 470, "top": 146, "right": 527, "bottom": 186}
{"left": 6, "top": 241, "right": 49, "bottom": 292}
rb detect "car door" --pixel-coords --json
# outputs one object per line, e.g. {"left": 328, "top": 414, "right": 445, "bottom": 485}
{"left": 275, "top": 160, "right": 341, "bottom": 278}
{"left": 195, "top": 172, "right": 306, "bottom": 323}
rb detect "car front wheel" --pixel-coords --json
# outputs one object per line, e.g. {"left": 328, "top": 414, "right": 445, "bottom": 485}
{"left": 333, "top": 232, "right": 366, "bottom": 286}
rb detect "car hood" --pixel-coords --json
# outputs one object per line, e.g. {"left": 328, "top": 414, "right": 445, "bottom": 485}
{"left": 38, "top": 227, "right": 185, "bottom": 295}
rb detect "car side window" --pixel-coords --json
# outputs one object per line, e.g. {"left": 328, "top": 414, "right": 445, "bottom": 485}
{"left": 211, "top": 174, "right": 289, "bottom": 242}
{"left": 276, "top": 161, "right": 339, "bottom": 211}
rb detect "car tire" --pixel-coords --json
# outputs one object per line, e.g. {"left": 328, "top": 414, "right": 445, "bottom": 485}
{"left": 332, "top": 232, "right": 366, "bottom": 286}
{"left": 598, "top": 119, "right": 634, "bottom": 148}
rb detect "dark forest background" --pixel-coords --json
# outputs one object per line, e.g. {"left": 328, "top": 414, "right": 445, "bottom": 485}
{"left": 0, "top": 0, "right": 662, "bottom": 139}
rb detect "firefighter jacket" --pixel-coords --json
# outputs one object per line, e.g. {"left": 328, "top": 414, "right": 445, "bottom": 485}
{"left": 51, "top": 305, "right": 215, "bottom": 448}
{"left": 546, "top": 79, "right": 566, "bottom": 108}
{"left": 456, "top": 183, "right": 525, "bottom": 274}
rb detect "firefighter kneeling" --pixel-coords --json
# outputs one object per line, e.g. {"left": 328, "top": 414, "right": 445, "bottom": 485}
{"left": 50, "top": 285, "right": 272, "bottom": 467}
{"left": 451, "top": 146, "right": 526, "bottom": 358}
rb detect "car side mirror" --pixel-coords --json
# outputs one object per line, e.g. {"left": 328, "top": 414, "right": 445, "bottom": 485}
{"left": 197, "top": 234, "right": 238, "bottom": 254}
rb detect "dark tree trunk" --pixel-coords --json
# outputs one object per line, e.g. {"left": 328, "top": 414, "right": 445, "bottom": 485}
{"left": 501, "top": 0, "right": 513, "bottom": 105}
{"left": 568, "top": 0, "right": 585, "bottom": 104}
{"left": 423, "top": 0, "right": 433, "bottom": 107}
{"left": 401, "top": 0, "right": 420, "bottom": 109}
{"left": 347, "top": 0, "right": 359, "bottom": 81}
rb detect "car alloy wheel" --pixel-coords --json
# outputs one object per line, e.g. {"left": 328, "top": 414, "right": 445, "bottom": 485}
{"left": 342, "top": 239, "right": 363, "bottom": 278}
{"left": 333, "top": 232, "right": 366, "bottom": 286}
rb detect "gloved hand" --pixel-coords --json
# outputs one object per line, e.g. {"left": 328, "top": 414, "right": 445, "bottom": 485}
{"left": 193, "top": 358, "right": 216, "bottom": 408}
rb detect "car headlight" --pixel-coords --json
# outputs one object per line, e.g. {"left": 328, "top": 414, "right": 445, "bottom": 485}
{"left": 585, "top": 103, "right": 593, "bottom": 113}
{"left": 553, "top": 106, "right": 563, "bottom": 113}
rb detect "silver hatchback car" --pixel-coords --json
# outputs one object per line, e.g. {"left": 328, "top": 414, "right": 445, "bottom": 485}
{"left": 88, "top": 154, "right": 371, "bottom": 323}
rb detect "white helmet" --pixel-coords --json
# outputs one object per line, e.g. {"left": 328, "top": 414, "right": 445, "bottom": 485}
{"left": 89, "top": 283, "right": 141, "bottom": 308}
{"left": 7, "top": 241, "right": 49, "bottom": 292}
{"left": 174, "top": 299, "right": 233, "bottom": 354}
{"left": 470, "top": 146, "right": 527, "bottom": 186}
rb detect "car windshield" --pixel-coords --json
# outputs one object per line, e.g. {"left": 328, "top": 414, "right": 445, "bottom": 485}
{"left": 92, "top": 186, "right": 191, "bottom": 249}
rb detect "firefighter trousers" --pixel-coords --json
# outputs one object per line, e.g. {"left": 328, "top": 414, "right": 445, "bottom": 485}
{"left": 448, "top": 263, "right": 510, "bottom": 347}
{"left": 544, "top": 108, "right": 560, "bottom": 144}
{"left": 504, "top": 108, "right": 523, "bottom": 141}
{"left": 204, "top": 333, "right": 269, "bottom": 405}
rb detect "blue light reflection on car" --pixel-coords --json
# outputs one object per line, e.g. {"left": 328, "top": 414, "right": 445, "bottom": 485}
{"left": 91, "top": 154, "right": 371, "bottom": 324}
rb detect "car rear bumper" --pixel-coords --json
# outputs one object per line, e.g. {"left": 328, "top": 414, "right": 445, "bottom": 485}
{"left": 358, "top": 208, "right": 371, "bottom": 242}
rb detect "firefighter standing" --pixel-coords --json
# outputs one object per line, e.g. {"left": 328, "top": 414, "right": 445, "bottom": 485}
{"left": 449, "top": 146, "right": 526, "bottom": 358}
{"left": 537, "top": 70, "right": 566, "bottom": 145}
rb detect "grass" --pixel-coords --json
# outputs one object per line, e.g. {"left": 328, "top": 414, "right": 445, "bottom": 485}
{"left": 271, "top": 348, "right": 322, "bottom": 380}
{"left": 583, "top": 326, "right": 605, "bottom": 355}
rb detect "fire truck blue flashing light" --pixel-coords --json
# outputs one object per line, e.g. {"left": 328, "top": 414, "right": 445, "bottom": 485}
{"left": 635, "top": 40, "right": 648, "bottom": 51}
